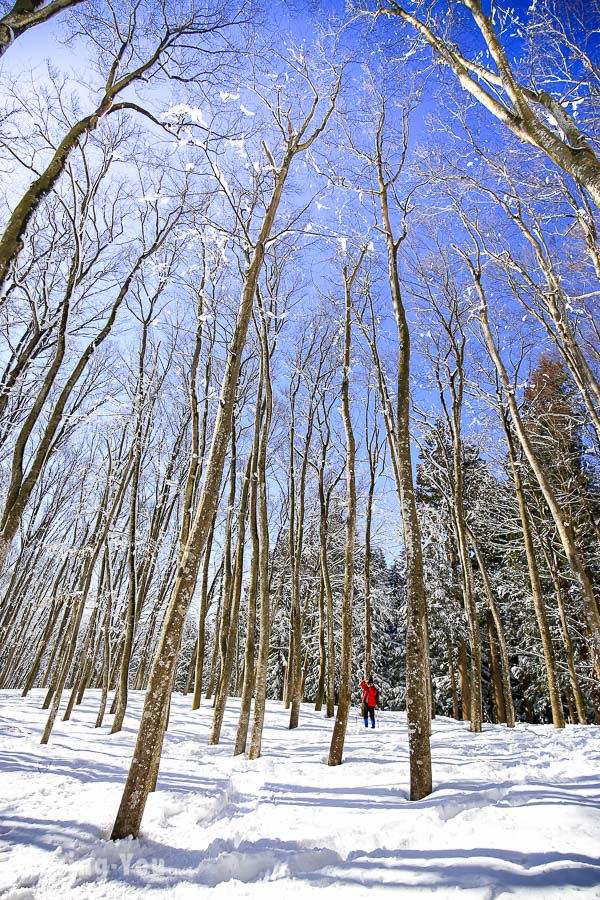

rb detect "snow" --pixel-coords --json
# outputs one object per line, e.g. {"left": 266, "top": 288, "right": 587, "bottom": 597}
{"left": 1, "top": 691, "right": 599, "bottom": 899}
{"left": 225, "top": 137, "right": 246, "bottom": 158}
{"left": 138, "top": 194, "right": 163, "bottom": 203}
{"left": 160, "top": 105, "right": 208, "bottom": 128}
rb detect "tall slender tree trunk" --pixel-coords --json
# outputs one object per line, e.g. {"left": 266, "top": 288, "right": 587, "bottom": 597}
{"left": 288, "top": 381, "right": 318, "bottom": 730}
{"left": 191, "top": 520, "right": 216, "bottom": 710}
{"left": 487, "top": 610, "right": 507, "bottom": 724}
{"left": 451, "top": 503, "right": 482, "bottom": 732}
{"left": 314, "top": 573, "right": 326, "bottom": 712}
{"left": 469, "top": 257, "right": 600, "bottom": 657}
{"left": 214, "top": 428, "right": 238, "bottom": 700}
{"left": 111, "top": 332, "right": 148, "bottom": 734}
{"left": 500, "top": 412, "right": 565, "bottom": 728}
{"left": 96, "top": 545, "right": 114, "bottom": 728}
{"left": 316, "top": 432, "right": 336, "bottom": 719}
{"left": 248, "top": 300, "right": 275, "bottom": 761}
{"left": 377, "top": 148, "right": 432, "bottom": 799}
{"left": 458, "top": 641, "right": 470, "bottom": 720}
{"left": 234, "top": 384, "right": 263, "bottom": 756}
{"left": 363, "top": 478, "right": 374, "bottom": 681}
{"left": 110, "top": 130, "right": 318, "bottom": 837}
{"left": 329, "top": 262, "right": 358, "bottom": 766}
{"left": 543, "top": 547, "right": 587, "bottom": 725}
{"left": 468, "top": 527, "right": 515, "bottom": 727}
{"left": 210, "top": 406, "right": 261, "bottom": 745}
{"left": 447, "top": 637, "right": 459, "bottom": 720}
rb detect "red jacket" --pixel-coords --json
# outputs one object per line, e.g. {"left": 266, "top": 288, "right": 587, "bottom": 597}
{"left": 360, "top": 680, "right": 378, "bottom": 707}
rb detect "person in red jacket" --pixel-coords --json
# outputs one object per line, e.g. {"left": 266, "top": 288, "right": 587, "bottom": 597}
{"left": 360, "top": 677, "right": 380, "bottom": 729}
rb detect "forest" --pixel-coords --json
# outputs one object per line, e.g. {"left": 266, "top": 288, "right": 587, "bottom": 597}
{"left": 0, "top": 0, "right": 598, "bottom": 846}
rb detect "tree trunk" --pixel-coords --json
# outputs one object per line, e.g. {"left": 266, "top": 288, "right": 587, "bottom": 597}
{"left": 458, "top": 641, "right": 470, "bottom": 720}
{"left": 471, "top": 260, "right": 600, "bottom": 658}
{"left": 95, "top": 546, "right": 113, "bottom": 728}
{"left": 191, "top": 519, "right": 216, "bottom": 710}
{"left": 451, "top": 504, "right": 482, "bottom": 732}
{"left": 211, "top": 400, "right": 261, "bottom": 746}
{"left": 487, "top": 610, "right": 507, "bottom": 724}
{"left": 377, "top": 151, "right": 432, "bottom": 799}
{"left": 501, "top": 412, "right": 565, "bottom": 728}
{"left": 317, "top": 432, "right": 336, "bottom": 719}
{"left": 248, "top": 298, "right": 275, "bottom": 761}
{"left": 314, "top": 573, "right": 326, "bottom": 712}
{"left": 364, "top": 479, "right": 374, "bottom": 681}
{"left": 288, "top": 376, "right": 318, "bottom": 730}
{"left": 382, "top": 0, "right": 600, "bottom": 210}
{"left": 111, "top": 137, "right": 305, "bottom": 839}
{"left": 545, "top": 555, "right": 587, "bottom": 725}
{"left": 468, "top": 528, "right": 515, "bottom": 727}
{"left": 328, "top": 262, "right": 358, "bottom": 766}
{"left": 447, "top": 637, "right": 459, "bottom": 720}
{"left": 233, "top": 493, "right": 259, "bottom": 755}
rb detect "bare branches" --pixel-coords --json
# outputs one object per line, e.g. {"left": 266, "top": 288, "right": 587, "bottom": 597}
{"left": 0, "top": 0, "right": 86, "bottom": 57}
{"left": 377, "top": 0, "right": 600, "bottom": 208}
{"left": 0, "top": 0, "right": 247, "bottom": 297}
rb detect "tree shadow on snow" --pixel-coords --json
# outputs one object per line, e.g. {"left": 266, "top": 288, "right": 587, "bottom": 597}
{"left": 323, "top": 846, "right": 600, "bottom": 893}
{"left": 2, "top": 814, "right": 599, "bottom": 893}
{"left": 0, "top": 747, "right": 232, "bottom": 797}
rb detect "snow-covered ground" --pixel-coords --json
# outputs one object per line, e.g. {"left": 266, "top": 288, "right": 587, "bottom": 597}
{"left": 0, "top": 690, "right": 599, "bottom": 899}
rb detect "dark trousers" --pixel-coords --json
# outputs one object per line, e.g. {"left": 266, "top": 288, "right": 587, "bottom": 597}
{"left": 362, "top": 703, "right": 375, "bottom": 727}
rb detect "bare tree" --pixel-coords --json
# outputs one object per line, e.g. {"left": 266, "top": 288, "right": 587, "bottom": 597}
{"left": 466, "top": 526, "right": 515, "bottom": 727}
{"left": 111, "top": 54, "right": 343, "bottom": 839}
{"left": 312, "top": 380, "right": 343, "bottom": 716}
{"left": 417, "top": 254, "right": 483, "bottom": 732}
{"left": 236, "top": 269, "right": 286, "bottom": 755}
{"left": 328, "top": 251, "right": 363, "bottom": 767}
{"left": 111, "top": 254, "right": 181, "bottom": 734}
{"left": 458, "top": 233, "right": 600, "bottom": 661}
{"left": 376, "top": 0, "right": 600, "bottom": 209}
{"left": 362, "top": 382, "right": 385, "bottom": 682}
{"left": 247, "top": 288, "right": 276, "bottom": 761}
{"left": 348, "top": 88, "right": 432, "bottom": 798}
{"left": 0, "top": 195, "right": 184, "bottom": 571}
{"left": 0, "top": 1, "right": 246, "bottom": 295}
{"left": 287, "top": 329, "right": 327, "bottom": 729}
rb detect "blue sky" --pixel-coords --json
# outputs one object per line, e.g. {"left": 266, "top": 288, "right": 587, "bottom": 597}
{"left": 0, "top": 0, "right": 596, "bottom": 565}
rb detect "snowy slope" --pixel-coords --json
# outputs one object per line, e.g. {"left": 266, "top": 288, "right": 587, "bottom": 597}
{"left": 0, "top": 690, "right": 599, "bottom": 899}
